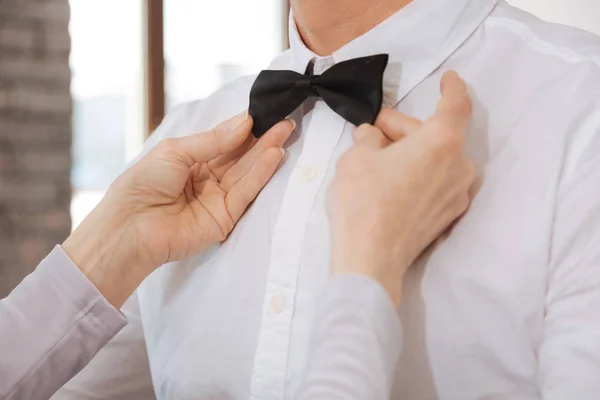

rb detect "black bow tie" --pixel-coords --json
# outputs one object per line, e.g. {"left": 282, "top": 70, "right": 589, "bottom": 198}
{"left": 248, "top": 54, "right": 389, "bottom": 138}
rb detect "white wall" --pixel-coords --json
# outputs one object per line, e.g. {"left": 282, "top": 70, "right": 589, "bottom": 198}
{"left": 508, "top": 0, "right": 600, "bottom": 35}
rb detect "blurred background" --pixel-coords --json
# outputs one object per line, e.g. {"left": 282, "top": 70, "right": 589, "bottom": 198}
{"left": 0, "top": 0, "right": 598, "bottom": 296}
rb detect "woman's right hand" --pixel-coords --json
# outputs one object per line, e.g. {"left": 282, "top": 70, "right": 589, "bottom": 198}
{"left": 327, "top": 71, "right": 475, "bottom": 306}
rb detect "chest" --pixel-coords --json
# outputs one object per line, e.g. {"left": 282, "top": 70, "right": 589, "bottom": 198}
{"left": 138, "top": 95, "right": 562, "bottom": 399}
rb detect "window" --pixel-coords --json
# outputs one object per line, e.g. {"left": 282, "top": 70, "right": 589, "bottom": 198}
{"left": 69, "top": 0, "right": 145, "bottom": 228}
{"left": 165, "top": 0, "right": 287, "bottom": 107}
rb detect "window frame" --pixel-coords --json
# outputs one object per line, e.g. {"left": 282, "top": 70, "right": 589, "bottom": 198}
{"left": 142, "top": 0, "right": 290, "bottom": 138}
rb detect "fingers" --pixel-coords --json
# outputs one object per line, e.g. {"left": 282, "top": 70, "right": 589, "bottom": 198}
{"left": 226, "top": 147, "right": 284, "bottom": 222}
{"left": 207, "top": 134, "right": 257, "bottom": 180}
{"left": 220, "top": 119, "right": 295, "bottom": 191}
{"left": 154, "top": 111, "right": 253, "bottom": 168}
{"left": 353, "top": 124, "right": 389, "bottom": 149}
{"left": 433, "top": 70, "right": 472, "bottom": 132}
{"left": 374, "top": 108, "right": 422, "bottom": 141}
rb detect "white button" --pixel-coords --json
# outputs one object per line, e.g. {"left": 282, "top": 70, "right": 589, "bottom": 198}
{"left": 302, "top": 166, "right": 318, "bottom": 182}
{"left": 269, "top": 295, "right": 285, "bottom": 314}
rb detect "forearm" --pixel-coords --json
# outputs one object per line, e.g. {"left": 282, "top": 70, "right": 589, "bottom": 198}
{"left": 0, "top": 247, "right": 127, "bottom": 400}
{"left": 299, "top": 274, "right": 403, "bottom": 400}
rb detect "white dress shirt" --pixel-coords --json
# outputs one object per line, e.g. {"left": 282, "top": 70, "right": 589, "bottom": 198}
{"left": 0, "top": 244, "right": 401, "bottom": 400}
{"left": 55, "top": 0, "right": 600, "bottom": 398}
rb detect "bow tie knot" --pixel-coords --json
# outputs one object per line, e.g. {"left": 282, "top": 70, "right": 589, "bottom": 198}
{"left": 294, "top": 75, "right": 317, "bottom": 97}
{"left": 249, "top": 54, "right": 389, "bottom": 137}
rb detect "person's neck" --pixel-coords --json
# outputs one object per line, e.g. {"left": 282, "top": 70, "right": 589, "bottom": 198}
{"left": 291, "top": 0, "right": 413, "bottom": 56}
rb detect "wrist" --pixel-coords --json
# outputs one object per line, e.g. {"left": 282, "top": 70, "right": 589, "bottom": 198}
{"left": 331, "top": 229, "right": 411, "bottom": 306}
{"left": 62, "top": 200, "right": 146, "bottom": 308}
{"left": 331, "top": 243, "right": 407, "bottom": 307}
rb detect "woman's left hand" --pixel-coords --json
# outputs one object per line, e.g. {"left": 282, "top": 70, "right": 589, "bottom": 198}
{"left": 63, "top": 112, "right": 294, "bottom": 307}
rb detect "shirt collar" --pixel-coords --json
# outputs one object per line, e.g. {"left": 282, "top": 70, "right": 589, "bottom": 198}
{"left": 287, "top": 0, "right": 498, "bottom": 107}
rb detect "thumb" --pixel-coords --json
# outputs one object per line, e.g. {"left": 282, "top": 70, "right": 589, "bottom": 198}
{"left": 432, "top": 70, "right": 472, "bottom": 132}
{"left": 154, "top": 111, "right": 253, "bottom": 167}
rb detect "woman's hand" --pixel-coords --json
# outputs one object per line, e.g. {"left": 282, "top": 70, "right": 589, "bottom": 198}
{"left": 63, "top": 112, "right": 295, "bottom": 307}
{"left": 328, "top": 71, "right": 475, "bottom": 306}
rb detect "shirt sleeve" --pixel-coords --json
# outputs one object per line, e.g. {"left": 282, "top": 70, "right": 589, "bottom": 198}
{"left": 298, "top": 274, "right": 403, "bottom": 400}
{"left": 0, "top": 246, "right": 127, "bottom": 400}
{"left": 51, "top": 291, "right": 155, "bottom": 400}
{"left": 539, "top": 104, "right": 600, "bottom": 399}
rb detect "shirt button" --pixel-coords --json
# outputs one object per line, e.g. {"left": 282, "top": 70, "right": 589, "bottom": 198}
{"left": 269, "top": 295, "right": 285, "bottom": 314}
{"left": 302, "top": 166, "right": 318, "bottom": 182}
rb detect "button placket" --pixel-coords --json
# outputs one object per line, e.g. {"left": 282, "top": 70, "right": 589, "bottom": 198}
{"left": 249, "top": 103, "right": 347, "bottom": 400}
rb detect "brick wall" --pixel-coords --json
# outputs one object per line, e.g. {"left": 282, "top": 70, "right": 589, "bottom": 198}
{"left": 0, "top": 0, "right": 72, "bottom": 296}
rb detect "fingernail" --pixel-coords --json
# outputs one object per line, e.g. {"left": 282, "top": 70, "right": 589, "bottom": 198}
{"left": 279, "top": 148, "right": 286, "bottom": 157}
{"left": 228, "top": 111, "right": 249, "bottom": 131}
{"left": 287, "top": 118, "right": 297, "bottom": 131}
